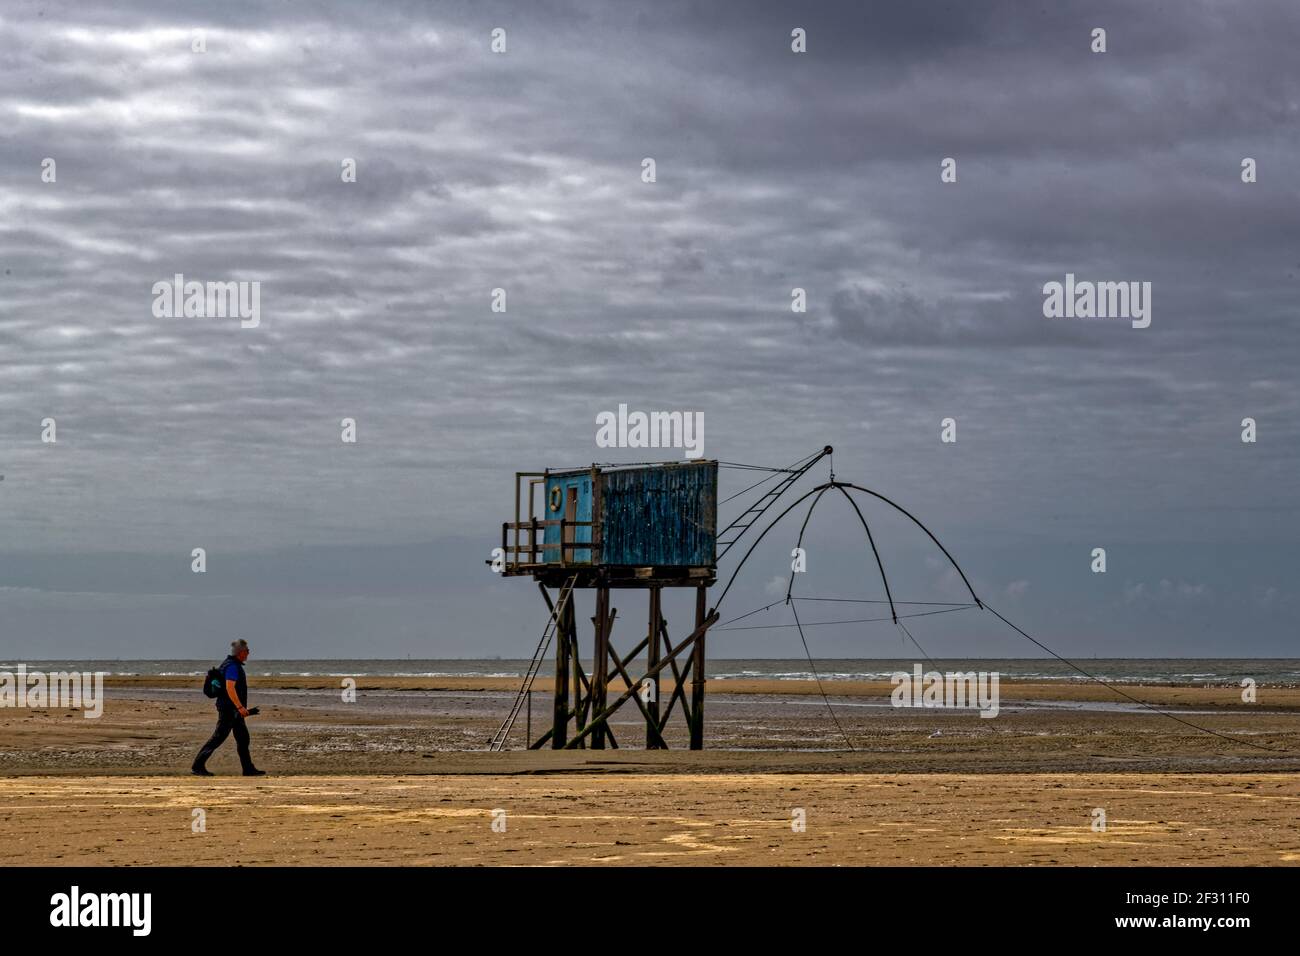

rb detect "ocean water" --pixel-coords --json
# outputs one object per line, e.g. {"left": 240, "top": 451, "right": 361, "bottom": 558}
{"left": 5, "top": 658, "right": 1299, "bottom": 685}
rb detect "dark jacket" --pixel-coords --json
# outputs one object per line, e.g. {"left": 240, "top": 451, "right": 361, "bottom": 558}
{"left": 217, "top": 654, "right": 248, "bottom": 711}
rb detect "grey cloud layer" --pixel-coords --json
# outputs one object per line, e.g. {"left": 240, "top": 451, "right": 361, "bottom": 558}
{"left": 1, "top": 0, "right": 1296, "bottom": 655}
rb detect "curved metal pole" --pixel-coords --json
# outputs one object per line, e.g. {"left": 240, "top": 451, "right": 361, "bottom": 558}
{"left": 714, "top": 482, "right": 832, "bottom": 611}
{"left": 716, "top": 479, "right": 983, "bottom": 615}
{"left": 832, "top": 484, "right": 898, "bottom": 623}
{"left": 785, "top": 485, "right": 833, "bottom": 603}
{"left": 838, "top": 482, "right": 982, "bottom": 608}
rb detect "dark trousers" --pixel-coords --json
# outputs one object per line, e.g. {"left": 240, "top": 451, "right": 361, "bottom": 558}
{"left": 194, "top": 707, "right": 255, "bottom": 772}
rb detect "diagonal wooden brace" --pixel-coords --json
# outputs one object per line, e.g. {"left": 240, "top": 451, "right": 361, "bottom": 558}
{"left": 564, "top": 610, "right": 718, "bottom": 750}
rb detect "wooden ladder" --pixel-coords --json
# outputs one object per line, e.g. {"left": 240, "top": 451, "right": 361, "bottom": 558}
{"left": 488, "top": 574, "right": 578, "bottom": 751}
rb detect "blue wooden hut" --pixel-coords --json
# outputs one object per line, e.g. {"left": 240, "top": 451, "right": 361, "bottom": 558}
{"left": 496, "top": 458, "right": 720, "bottom": 753}
{"left": 503, "top": 460, "right": 717, "bottom": 580}
{"left": 538, "top": 461, "right": 716, "bottom": 568}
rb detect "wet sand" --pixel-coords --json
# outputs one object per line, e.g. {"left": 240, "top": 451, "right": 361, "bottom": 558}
{"left": 3, "top": 679, "right": 1298, "bottom": 775}
{"left": 97, "top": 673, "right": 1300, "bottom": 708}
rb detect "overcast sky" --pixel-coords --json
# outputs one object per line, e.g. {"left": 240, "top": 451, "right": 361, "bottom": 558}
{"left": 1, "top": 0, "right": 1297, "bottom": 660}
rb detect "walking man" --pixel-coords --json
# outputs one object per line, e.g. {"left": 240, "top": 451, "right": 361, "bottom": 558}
{"left": 192, "top": 639, "right": 266, "bottom": 776}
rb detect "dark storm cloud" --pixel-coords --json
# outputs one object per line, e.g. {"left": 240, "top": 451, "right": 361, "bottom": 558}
{"left": 1, "top": 0, "right": 1296, "bottom": 656}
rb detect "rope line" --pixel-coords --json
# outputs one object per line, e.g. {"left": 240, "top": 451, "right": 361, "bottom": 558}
{"left": 715, "top": 600, "right": 787, "bottom": 629}
{"left": 983, "top": 603, "right": 1289, "bottom": 754}
{"left": 795, "top": 597, "right": 976, "bottom": 608}
{"left": 718, "top": 469, "right": 783, "bottom": 506}
{"left": 715, "top": 604, "right": 975, "bottom": 631}
{"left": 709, "top": 475, "right": 1290, "bottom": 756}
{"left": 895, "top": 617, "right": 941, "bottom": 676}
{"left": 790, "top": 600, "right": 856, "bottom": 752}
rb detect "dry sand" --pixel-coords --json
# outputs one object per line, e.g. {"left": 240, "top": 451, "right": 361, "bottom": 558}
{"left": 2, "top": 772, "right": 1297, "bottom": 866}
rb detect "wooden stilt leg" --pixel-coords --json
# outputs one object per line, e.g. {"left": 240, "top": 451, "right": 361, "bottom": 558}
{"left": 592, "top": 587, "right": 609, "bottom": 749}
{"left": 552, "top": 590, "right": 571, "bottom": 749}
{"left": 690, "top": 586, "right": 707, "bottom": 750}
{"left": 647, "top": 587, "right": 661, "bottom": 748}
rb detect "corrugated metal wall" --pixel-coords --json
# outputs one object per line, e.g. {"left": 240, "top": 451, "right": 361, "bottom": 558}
{"left": 599, "top": 461, "right": 717, "bottom": 566}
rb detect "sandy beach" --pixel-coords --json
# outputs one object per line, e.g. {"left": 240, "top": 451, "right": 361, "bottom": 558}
{"left": 4, "top": 771, "right": 1298, "bottom": 867}
{"left": 4, "top": 677, "right": 1299, "bottom": 774}
{"left": 1, "top": 677, "right": 1297, "bottom": 865}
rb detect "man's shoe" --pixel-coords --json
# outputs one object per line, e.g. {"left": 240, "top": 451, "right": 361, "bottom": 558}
{"left": 243, "top": 768, "right": 267, "bottom": 776}
{"left": 191, "top": 766, "right": 214, "bottom": 777}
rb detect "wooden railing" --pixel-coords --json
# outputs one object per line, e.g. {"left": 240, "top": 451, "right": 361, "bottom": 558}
{"left": 500, "top": 519, "right": 598, "bottom": 570}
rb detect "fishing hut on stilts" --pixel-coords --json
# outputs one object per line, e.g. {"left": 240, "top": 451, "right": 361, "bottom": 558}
{"left": 489, "top": 449, "right": 833, "bottom": 750}
{"left": 486, "top": 446, "right": 1257, "bottom": 756}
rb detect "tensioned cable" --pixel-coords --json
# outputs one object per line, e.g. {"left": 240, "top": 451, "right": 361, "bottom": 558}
{"left": 715, "top": 603, "right": 976, "bottom": 631}
{"left": 796, "top": 597, "right": 976, "bottom": 608}
{"left": 715, "top": 599, "right": 975, "bottom": 628}
{"left": 717, "top": 462, "right": 799, "bottom": 472}
{"left": 719, "top": 469, "right": 783, "bottom": 506}
{"left": 581, "top": 450, "right": 822, "bottom": 474}
{"left": 718, "top": 448, "right": 824, "bottom": 474}
{"left": 590, "top": 459, "right": 797, "bottom": 471}
{"left": 983, "top": 602, "right": 1290, "bottom": 754}
{"left": 716, "top": 599, "right": 947, "bottom": 755}
{"left": 715, "top": 600, "right": 787, "bottom": 629}
{"left": 782, "top": 484, "right": 868, "bottom": 752}
{"left": 717, "top": 450, "right": 829, "bottom": 557}
{"left": 722, "top": 477, "right": 940, "bottom": 748}
{"left": 895, "top": 616, "right": 941, "bottom": 676}
{"left": 711, "top": 477, "right": 1290, "bottom": 755}
{"left": 789, "top": 600, "right": 856, "bottom": 752}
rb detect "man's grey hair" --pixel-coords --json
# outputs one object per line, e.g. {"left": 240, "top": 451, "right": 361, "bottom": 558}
{"left": 231, "top": 639, "right": 249, "bottom": 653}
